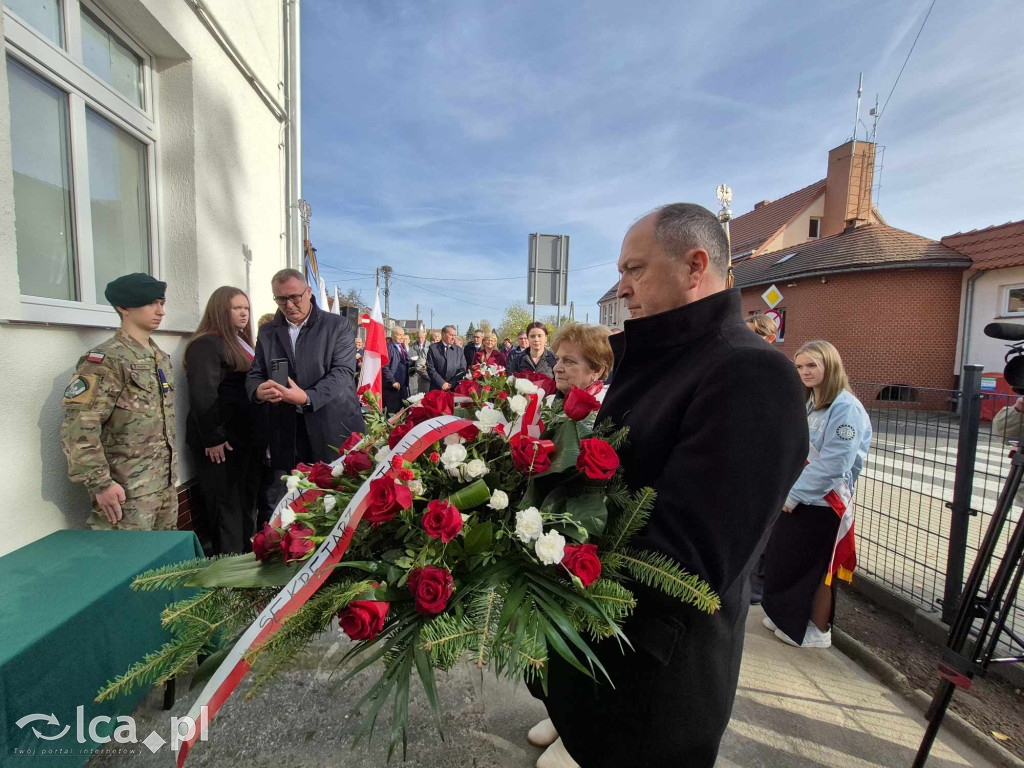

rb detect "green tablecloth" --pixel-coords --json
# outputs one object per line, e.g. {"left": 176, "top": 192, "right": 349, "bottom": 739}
{"left": 0, "top": 530, "right": 203, "bottom": 766}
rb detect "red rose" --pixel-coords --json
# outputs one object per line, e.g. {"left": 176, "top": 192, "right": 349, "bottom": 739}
{"left": 498, "top": 392, "right": 508, "bottom": 401}
{"left": 252, "top": 523, "right": 284, "bottom": 561}
{"left": 294, "top": 463, "right": 313, "bottom": 474}
{"left": 280, "top": 523, "right": 316, "bottom": 564}
{"left": 338, "top": 597, "right": 389, "bottom": 641}
{"left": 363, "top": 476, "right": 413, "bottom": 525}
{"left": 391, "top": 455, "right": 407, "bottom": 473}
{"left": 563, "top": 386, "right": 601, "bottom": 421}
{"left": 421, "top": 500, "right": 463, "bottom": 542}
{"left": 356, "top": 384, "right": 370, "bottom": 396}
{"left": 407, "top": 566, "right": 454, "bottom": 615}
{"left": 576, "top": 438, "right": 620, "bottom": 480}
{"left": 419, "top": 390, "right": 455, "bottom": 418}
{"left": 459, "top": 423, "right": 480, "bottom": 442}
{"left": 454, "top": 380, "right": 481, "bottom": 397}
{"left": 509, "top": 433, "right": 556, "bottom": 475}
{"left": 339, "top": 432, "right": 363, "bottom": 455}
{"left": 398, "top": 468, "right": 415, "bottom": 482}
{"left": 343, "top": 449, "right": 372, "bottom": 476}
{"left": 562, "top": 543, "right": 602, "bottom": 587}
{"left": 472, "top": 370, "right": 483, "bottom": 379}
{"left": 429, "top": 452, "right": 441, "bottom": 463}
{"left": 516, "top": 371, "right": 556, "bottom": 397}
{"left": 307, "top": 461, "right": 336, "bottom": 489}
{"left": 388, "top": 421, "right": 415, "bottom": 449}
{"left": 482, "top": 385, "right": 491, "bottom": 392}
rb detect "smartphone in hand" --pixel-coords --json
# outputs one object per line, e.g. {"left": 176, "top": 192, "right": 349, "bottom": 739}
{"left": 271, "top": 358, "right": 289, "bottom": 387}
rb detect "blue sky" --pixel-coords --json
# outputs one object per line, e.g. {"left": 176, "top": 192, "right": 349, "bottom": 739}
{"left": 301, "top": 0, "right": 1024, "bottom": 333}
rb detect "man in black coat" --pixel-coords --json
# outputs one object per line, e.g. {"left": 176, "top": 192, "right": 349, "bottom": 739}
{"left": 382, "top": 326, "right": 410, "bottom": 413}
{"left": 426, "top": 324, "right": 466, "bottom": 391}
{"left": 537, "top": 204, "right": 808, "bottom": 768}
{"left": 246, "top": 269, "right": 365, "bottom": 503}
{"left": 463, "top": 330, "right": 483, "bottom": 367}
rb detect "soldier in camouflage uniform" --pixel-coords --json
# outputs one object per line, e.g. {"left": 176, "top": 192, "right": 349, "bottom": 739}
{"left": 61, "top": 273, "right": 177, "bottom": 530}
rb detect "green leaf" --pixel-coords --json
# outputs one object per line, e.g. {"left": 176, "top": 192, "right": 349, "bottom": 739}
{"left": 566, "top": 494, "right": 607, "bottom": 537}
{"left": 464, "top": 521, "right": 494, "bottom": 556}
{"left": 189, "top": 646, "right": 233, "bottom": 691}
{"left": 540, "top": 485, "right": 569, "bottom": 515}
{"left": 447, "top": 479, "right": 491, "bottom": 511}
{"left": 537, "top": 419, "right": 581, "bottom": 477}
{"left": 186, "top": 553, "right": 295, "bottom": 587}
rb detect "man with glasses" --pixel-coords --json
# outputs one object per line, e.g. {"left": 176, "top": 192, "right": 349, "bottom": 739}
{"left": 246, "top": 269, "right": 364, "bottom": 505}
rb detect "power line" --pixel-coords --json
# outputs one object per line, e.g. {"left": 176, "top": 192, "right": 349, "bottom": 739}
{"left": 392, "top": 259, "right": 618, "bottom": 283}
{"left": 876, "top": 0, "right": 937, "bottom": 124}
{"left": 390, "top": 275, "right": 504, "bottom": 313}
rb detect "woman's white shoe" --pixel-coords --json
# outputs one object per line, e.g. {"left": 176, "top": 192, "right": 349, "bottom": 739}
{"left": 527, "top": 717, "right": 558, "bottom": 748}
{"left": 762, "top": 615, "right": 777, "bottom": 632}
{"left": 536, "top": 738, "right": 580, "bottom": 768}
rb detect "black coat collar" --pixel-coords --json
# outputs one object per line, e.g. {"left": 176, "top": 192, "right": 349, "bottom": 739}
{"left": 610, "top": 289, "right": 743, "bottom": 359}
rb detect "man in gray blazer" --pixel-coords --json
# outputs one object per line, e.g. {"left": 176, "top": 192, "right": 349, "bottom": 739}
{"left": 246, "top": 269, "right": 365, "bottom": 502}
{"left": 426, "top": 324, "right": 467, "bottom": 391}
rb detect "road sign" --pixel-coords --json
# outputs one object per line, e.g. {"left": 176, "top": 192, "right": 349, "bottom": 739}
{"left": 762, "top": 284, "right": 783, "bottom": 309}
{"left": 764, "top": 308, "right": 785, "bottom": 341}
{"left": 528, "top": 234, "right": 570, "bottom": 306}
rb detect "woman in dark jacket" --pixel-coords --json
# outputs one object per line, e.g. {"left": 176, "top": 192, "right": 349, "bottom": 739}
{"left": 184, "top": 287, "right": 262, "bottom": 555}
{"left": 506, "top": 321, "right": 556, "bottom": 377}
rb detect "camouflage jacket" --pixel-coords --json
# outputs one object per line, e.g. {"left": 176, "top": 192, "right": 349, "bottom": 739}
{"left": 60, "top": 329, "right": 176, "bottom": 497}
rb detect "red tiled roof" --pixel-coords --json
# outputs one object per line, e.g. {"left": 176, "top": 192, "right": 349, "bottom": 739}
{"left": 728, "top": 179, "right": 826, "bottom": 256}
{"left": 941, "top": 220, "right": 1024, "bottom": 269}
{"left": 733, "top": 224, "right": 970, "bottom": 288}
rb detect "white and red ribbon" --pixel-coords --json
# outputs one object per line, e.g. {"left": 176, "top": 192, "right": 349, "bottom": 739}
{"left": 177, "top": 415, "right": 473, "bottom": 766}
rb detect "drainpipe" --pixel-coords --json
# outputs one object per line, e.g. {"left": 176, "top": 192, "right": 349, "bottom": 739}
{"left": 281, "top": 0, "right": 302, "bottom": 269}
{"left": 960, "top": 269, "right": 986, "bottom": 373}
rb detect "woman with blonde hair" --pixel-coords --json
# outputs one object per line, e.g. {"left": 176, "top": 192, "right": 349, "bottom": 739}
{"left": 762, "top": 340, "right": 871, "bottom": 649}
{"left": 184, "top": 287, "right": 261, "bottom": 554}
{"left": 474, "top": 332, "right": 506, "bottom": 367}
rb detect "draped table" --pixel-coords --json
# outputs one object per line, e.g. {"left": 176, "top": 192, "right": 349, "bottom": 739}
{"left": 0, "top": 530, "right": 202, "bottom": 766}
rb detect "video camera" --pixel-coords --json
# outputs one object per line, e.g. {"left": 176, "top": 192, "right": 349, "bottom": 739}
{"left": 984, "top": 322, "right": 1024, "bottom": 392}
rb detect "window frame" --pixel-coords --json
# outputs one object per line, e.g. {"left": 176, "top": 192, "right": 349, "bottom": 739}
{"left": 1002, "top": 283, "right": 1024, "bottom": 318}
{"left": 808, "top": 217, "right": 821, "bottom": 239}
{"left": 3, "top": 0, "right": 159, "bottom": 326}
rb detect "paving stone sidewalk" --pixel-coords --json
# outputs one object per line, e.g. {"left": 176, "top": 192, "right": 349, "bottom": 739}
{"left": 87, "top": 609, "right": 1000, "bottom": 768}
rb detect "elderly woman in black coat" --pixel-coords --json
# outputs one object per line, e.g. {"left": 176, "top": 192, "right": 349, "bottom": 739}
{"left": 531, "top": 204, "right": 807, "bottom": 768}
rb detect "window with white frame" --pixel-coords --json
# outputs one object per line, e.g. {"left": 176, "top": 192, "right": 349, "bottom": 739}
{"left": 4, "top": 0, "right": 157, "bottom": 320}
{"left": 1003, "top": 284, "right": 1024, "bottom": 317}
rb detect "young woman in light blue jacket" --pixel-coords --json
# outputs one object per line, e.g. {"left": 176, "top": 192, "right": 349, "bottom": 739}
{"left": 762, "top": 340, "right": 872, "bottom": 649}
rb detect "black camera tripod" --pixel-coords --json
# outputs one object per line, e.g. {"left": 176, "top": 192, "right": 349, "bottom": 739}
{"left": 913, "top": 447, "right": 1024, "bottom": 766}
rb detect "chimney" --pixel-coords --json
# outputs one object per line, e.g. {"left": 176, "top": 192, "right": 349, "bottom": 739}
{"left": 753, "top": 199, "right": 772, "bottom": 210}
{"left": 821, "top": 140, "right": 876, "bottom": 238}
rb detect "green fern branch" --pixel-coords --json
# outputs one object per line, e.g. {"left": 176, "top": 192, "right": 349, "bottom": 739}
{"left": 620, "top": 549, "right": 720, "bottom": 614}
{"left": 605, "top": 487, "right": 657, "bottom": 552}
{"left": 131, "top": 557, "right": 225, "bottom": 591}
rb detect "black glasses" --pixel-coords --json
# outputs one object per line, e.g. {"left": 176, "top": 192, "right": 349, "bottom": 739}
{"left": 272, "top": 289, "right": 308, "bottom": 306}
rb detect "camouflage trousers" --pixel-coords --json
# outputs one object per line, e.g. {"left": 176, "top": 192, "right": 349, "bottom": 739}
{"left": 87, "top": 484, "right": 178, "bottom": 531}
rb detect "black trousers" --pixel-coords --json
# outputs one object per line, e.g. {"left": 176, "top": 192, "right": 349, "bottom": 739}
{"left": 762, "top": 503, "right": 841, "bottom": 643}
{"left": 192, "top": 441, "right": 262, "bottom": 555}
{"left": 266, "top": 417, "right": 317, "bottom": 515}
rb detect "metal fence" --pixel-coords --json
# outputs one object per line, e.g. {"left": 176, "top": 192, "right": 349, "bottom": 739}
{"left": 850, "top": 366, "right": 1022, "bottom": 655}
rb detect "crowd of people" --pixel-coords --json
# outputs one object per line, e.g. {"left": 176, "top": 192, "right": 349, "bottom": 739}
{"left": 59, "top": 202, "right": 875, "bottom": 768}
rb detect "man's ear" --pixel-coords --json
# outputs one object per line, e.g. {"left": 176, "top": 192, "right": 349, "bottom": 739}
{"left": 685, "top": 248, "right": 711, "bottom": 290}
{"left": 767, "top": 334, "right": 777, "bottom": 343}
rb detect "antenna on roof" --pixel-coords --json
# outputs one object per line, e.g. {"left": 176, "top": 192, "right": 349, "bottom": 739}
{"left": 852, "top": 72, "right": 864, "bottom": 142}
{"left": 869, "top": 93, "right": 880, "bottom": 143}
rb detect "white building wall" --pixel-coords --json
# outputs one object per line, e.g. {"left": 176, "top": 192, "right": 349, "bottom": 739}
{"left": 964, "top": 267, "right": 1024, "bottom": 375}
{"left": 0, "top": 0, "right": 295, "bottom": 554}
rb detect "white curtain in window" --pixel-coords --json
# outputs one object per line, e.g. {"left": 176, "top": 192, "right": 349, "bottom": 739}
{"left": 86, "top": 109, "right": 150, "bottom": 296}
{"left": 8, "top": 59, "right": 76, "bottom": 300}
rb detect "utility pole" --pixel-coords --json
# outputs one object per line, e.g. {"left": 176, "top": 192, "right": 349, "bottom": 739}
{"left": 430, "top": 308, "right": 434, "bottom": 333}
{"left": 379, "top": 265, "right": 393, "bottom": 321}
{"left": 569, "top": 301, "right": 575, "bottom": 322}
{"left": 415, "top": 303, "right": 420, "bottom": 329}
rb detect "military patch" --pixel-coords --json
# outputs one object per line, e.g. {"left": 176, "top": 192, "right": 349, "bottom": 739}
{"left": 836, "top": 424, "right": 856, "bottom": 441}
{"left": 62, "top": 374, "right": 97, "bottom": 405}
{"left": 86, "top": 352, "right": 105, "bottom": 363}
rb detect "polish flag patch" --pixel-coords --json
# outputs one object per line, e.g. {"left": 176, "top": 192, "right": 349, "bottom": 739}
{"left": 86, "top": 352, "right": 105, "bottom": 363}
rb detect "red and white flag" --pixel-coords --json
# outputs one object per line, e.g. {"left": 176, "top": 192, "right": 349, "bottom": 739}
{"left": 357, "top": 289, "right": 389, "bottom": 401}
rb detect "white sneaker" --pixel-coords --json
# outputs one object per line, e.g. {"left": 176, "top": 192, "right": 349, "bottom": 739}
{"left": 536, "top": 738, "right": 580, "bottom": 768}
{"left": 527, "top": 717, "right": 558, "bottom": 748}
{"left": 762, "top": 615, "right": 777, "bottom": 632}
{"left": 775, "top": 621, "right": 831, "bottom": 649}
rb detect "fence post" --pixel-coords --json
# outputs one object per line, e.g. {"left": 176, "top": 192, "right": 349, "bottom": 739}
{"left": 943, "top": 364, "right": 983, "bottom": 624}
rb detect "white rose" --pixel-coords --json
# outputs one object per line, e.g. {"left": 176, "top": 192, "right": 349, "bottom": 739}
{"left": 475, "top": 407, "right": 502, "bottom": 434}
{"left": 515, "top": 378, "right": 538, "bottom": 395}
{"left": 463, "top": 458, "right": 488, "bottom": 479}
{"left": 331, "top": 461, "right": 345, "bottom": 477}
{"left": 515, "top": 507, "right": 544, "bottom": 543}
{"left": 375, "top": 446, "right": 391, "bottom": 464}
{"left": 406, "top": 392, "right": 425, "bottom": 404}
{"left": 279, "top": 506, "right": 296, "bottom": 528}
{"left": 507, "top": 376, "right": 516, "bottom": 387}
{"left": 509, "top": 394, "right": 529, "bottom": 415}
{"left": 323, "top": 495, "right": 337, "bottom": 515}
{"left": 534, "top": 530, "right": 566, "bottom": 566}
{"left": 406, "top": 478, "right": 425, "bottom": 496}
{"left": 285, "top": 474, "right": 301, "bottom": 494}
{"left": 441, "top": 443, "right": 468, "bottom": 469}
{"left": 487, "top": 489, "right": 509, "bottom": 511}
{"left": 447, "top": 464, "right": 466, "bottom": 480}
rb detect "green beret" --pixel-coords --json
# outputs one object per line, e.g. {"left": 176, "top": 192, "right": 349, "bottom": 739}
{"left": 104, "top": 273, "right": 166, "bottom": 308}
